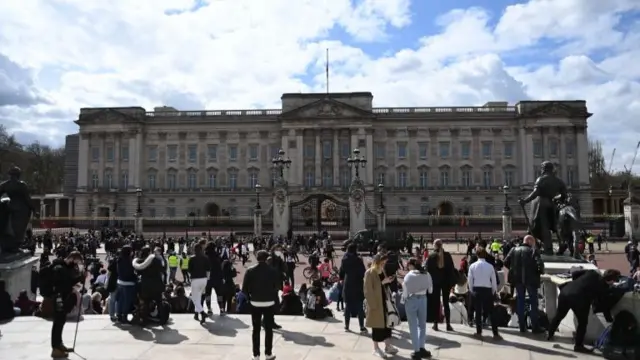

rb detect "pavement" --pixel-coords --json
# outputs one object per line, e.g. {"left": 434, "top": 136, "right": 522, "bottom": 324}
{"left": 0, "top": 314, "right": 599, "bottom": 360}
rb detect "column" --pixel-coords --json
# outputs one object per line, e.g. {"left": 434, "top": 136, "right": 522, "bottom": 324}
{"left": 97, "top": 133, "right": 105, "bottom": 186}
{"left": 67, "top": 198, "right": 73, "bottom": 219}
{"left": 39, "top": 199, "right": 45, "bottom": 219}
{"left": 253, "top": 208, "right": 263, "bottom": 236}
{"left": 114, "top": 133, "right": 121, "bottom": 188}
{"left": 350, "top": 130, "right": 358, "bottom": 180}
{"left": 526, "top": 131, "right": 535, "bottom": 184}
{"left": 559, "top": 129, "right": 566, "bottom": 183}
{"left": 315, "top": 133, "right": 321, "bottom": 185}
{"left": 296, "top": 132, "right": 304, "bottom": 186}
{"left": 366, "top": 131, "right": 373, "bottom": 184}
{"left": 128, "top": 132, "right": 137, "bottom": 189}
{"left": 519, "top": 127, "right": 527, "bottom": 185}
{"left": 135, "top": 131, "right": 144, "bottom": 187}
{"left": 502, "top": 208, "right": 512, "bottom": 239}
{"left": 333, "top": 130, "right": 339, "bottom": 185}
{"left": 78, "top": 134, "right": 89, "bottom": 188}
{"left": 280, "top": 131, "right": 289, "bottom": 182}
{"left": 576, "top": 128, "right": 589, "bottom": 186}
{"left": 54, "top": 199, "right": 60, "bottom": 217}
{"left": 377, "top": 207, "right": 386, "bottom": 232}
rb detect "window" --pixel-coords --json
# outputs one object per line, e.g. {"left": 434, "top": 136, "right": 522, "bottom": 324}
{"left": 322, "top": 141, "right": 332, "bottom": 159}
{"left": 461, "top": 168, "right": 471, "bottom": 187}
{"left": 460, "top": 142, "right": 470, "bottom": 159}
{"left": 208, "top": 173, "right": 216, "bottom": 188}
{"left": 121, "top": 171, "right": 128, "bottom": 189}
{"left": 188, "top": 145, "right": 197, "bottom": 163}
{"left": 229, "top": 172, "right": 237, "bottom": 189}
{"left": 483, "top": 168, "right": 493, "bottom": 187}
{"left": 148, "top": 208, "right": 156, "bottom": 218}
{"left": 167, "top": 172, "right": 177, "bottom": 189}
{"left": 188, "top": 171, "right": 197, "bottom": 189}
{"left": 503, "top": 142, "right": 514, "bottom": 159}
{"left": 121, "top": 146, "right": 129, "bottom": 161}
{"left": 504, "top": 169, "right": 514, "bottom": 187}
{"left": 340, "top": 169, "right": 350, "bottom": 188}
{"left": 323, "top": 169, "right": 333, "bottom": 187}
{"left": 270, "top": 145, "right": 279, "bottom": 159}
{"left": 304, "top": 144, "right": 314, "bottom": 159}
{"left": 420, "top": 205, "right": 430, "bottom": 215}
{"left": 249, "top": 144, "right": 258, "bottom": 161}
{"left": 418, "top": 142, "right": 428, "bottom": 160}
{"left": 249, "top": 172, "right": 258, "bottom": 187}
{"left": 481, "top": 142, "right": 492, "bottom": 159}
{"left": 91, "top": 171, "right": 99, "bottom": 188}
{"left": 166, "top": 207, "right": 176, "bottom": 218}
{"left": 104, "top": 171, "right": 113, "bottom": 188}
{"left": 289, "top": 140, "right": 297, "bottom": 149}
{"left": 439, "top": 142, "right": 450, "bottom": 158}
{"left": 397, "top": 170, "right": 407, "bottom": 188}
{"left": 305, "top": 171, "right": 314, "bottom": 187}
{"left": 567, "top": 167, "right": 576, "bottom": 187}
{"left": 533, "top": 140, "right": 542, "bottom": 157}
{"left": 440, "top": 169, "right": 449, "bottom": 187}
{"left": 399, "top": 206, "right": 409, "bottom": 216}
{"left": 483, "top": 205, "right": 494, "bottom": 216}
{"left": 419, "top": 170, "right": 428, "bottom": 188}
{"left": 167, "top": 145, "right": 177, "bottom": 162}
{"left": 229, "top": 145, "right": 238, "bottom": 162}
{"left": 148, "top": 173, "right": 156, "bottom": 189}
{"left": 147, "top": 146, "right": 157, "bottom": 162}
{"left": 106, "top": 146, "right": 114, "bottom": 162}
{"left": 91, "top": 147, "right": 99, "bottom": 162}
{"left": 549, "top": 139, "right": 558, "bottom": 157}
{"left": 377, "top": 172, "right": 385, "bottom": 186}
{"left": 566, "top": 139, "right": 575, "bottom": 157}
{"left": 358, "top": 139, "right": 366, "bottom": 148}
{"left": 397, "top": 142, "right": 407, "bottom": 159}
{"left": 375, "top": 143, "right": 385, "bottom": 159}
{"left": 207, "top": 145, "right": 217, "bottom": 161}
{"left": 341, "top": 142, "right": 350, "bottom": 159}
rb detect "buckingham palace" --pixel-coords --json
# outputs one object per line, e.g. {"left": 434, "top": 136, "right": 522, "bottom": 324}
{"left": 64, "top": 92, "right": 592, "bottom": 224}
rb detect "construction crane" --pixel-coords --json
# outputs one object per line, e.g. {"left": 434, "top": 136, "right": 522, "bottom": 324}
{"left": 623, "top": 141, "right": 640, "bottom": 176}
{"left": 608, "top": 148, "right": 616, "bottom": 174}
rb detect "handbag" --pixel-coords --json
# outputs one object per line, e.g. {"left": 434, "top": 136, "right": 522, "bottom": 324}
{"left": 328, "top": 282, "right": 340, "bottom": 303}
{"left": 385, "top": 286, "right": 401, "bottom": 328}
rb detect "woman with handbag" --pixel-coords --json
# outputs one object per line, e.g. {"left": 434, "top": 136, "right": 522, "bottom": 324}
{"left": 364, "top": 254, "right": 399, "bottom": 358}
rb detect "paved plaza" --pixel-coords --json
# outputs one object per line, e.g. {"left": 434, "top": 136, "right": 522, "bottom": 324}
{"left": 0, "top": 314, "right": 599, "bottom": 360}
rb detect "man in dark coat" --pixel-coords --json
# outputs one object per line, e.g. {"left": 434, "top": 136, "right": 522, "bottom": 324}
{"left": 338, "top": 243, "right": 366, "bottom": 332}
{"left": 547, "top": 269, "right": 620, "bottom": 353}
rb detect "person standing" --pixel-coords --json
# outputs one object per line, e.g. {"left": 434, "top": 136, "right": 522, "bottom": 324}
{"left": 180, "top": 252, "right": 190, "bottom": 285}
{"left": 242, "top": 250, "right": 280, "bottom": 360}
{"left": 189, "top": 243, "right": 210, "bottom": 324}
{"left": 468, "top": 249, "right": 502, "bottom": 340}
{"left": 167, "top": 251, "right": 179, "bottom": 283}
{"left": 503, "top": 235, "right": 544, "bottom": 333}
{"left": 426, "top": 239, "right": 455, "bottom": 331}
{"left": 364, "top": 254, "right": 399, "bottom": 358}
{"left": 338, "top": 243, "right": 367, "bottom": 333}
{"left": 50, "top": 251, "right": 85, "bottom": 358}
{"left": 402, "top": 258, "right": 433, "bottom": 359}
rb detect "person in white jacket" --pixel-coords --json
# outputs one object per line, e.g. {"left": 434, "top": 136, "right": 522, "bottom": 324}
{"left": 402, "top": 258, "right": 433, "bottom": 360}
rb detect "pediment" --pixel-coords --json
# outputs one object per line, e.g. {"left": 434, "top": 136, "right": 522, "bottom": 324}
{"left": 527, "top": 102, "right": 591, "bottom": 119}
{"left": 280, "top": 98, "right": 372, "bottom": 119}
{"left": 76, "top": 108, "right": 138, "bottom": 125}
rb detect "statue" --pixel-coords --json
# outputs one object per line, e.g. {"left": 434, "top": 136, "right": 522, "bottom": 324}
{"left": 556, "top": 193, "right": 585, "bottom": 259}
{"left": 518, "top": 161, "right": 568, "bottom": 255}
{"left": 0, "top": 166, "right": 34, "bottom": 260}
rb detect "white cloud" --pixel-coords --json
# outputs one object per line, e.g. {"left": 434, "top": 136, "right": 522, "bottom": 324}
{"left": 0, "top": 0, "right": 638, "bottom": 172}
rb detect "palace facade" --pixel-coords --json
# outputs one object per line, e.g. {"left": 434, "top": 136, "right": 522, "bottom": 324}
{"left": 66, "top": 92, "right": 593, "bottom": 222}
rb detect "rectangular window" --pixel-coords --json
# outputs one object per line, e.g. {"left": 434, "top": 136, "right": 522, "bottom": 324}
{"left": 397, "top": 142, "right": 407, "bottom": 159}
{"left": 207, "top": 145, "right": 217, "bottom": 161}
{"left": 418, "top": 142, "right": 428, "bottom": 160}
{"left": 341, "top": 142, "right": 350, "bottom": 159}
{"left": 249, "top": 144, "right": 258, "bottom": 161}
{"left": 121, "top": 171, "right": 128, "bottom": 189}
{"left": 439, "top": 142, "right": 450, "bottom": 158}
{"left": 323, "top": 169, "right": 333, "bottom": 187}
{"left": 188, "top": 145, "right": 197, "bottom": 163}
{"left": 460, "top": 142, "right": 470, "bottom": 159}
{"left": 483, "top": 169, "right": 492, "bottom": 187}
{"left": 440, "top": 169, "right": 449, "bottom": 187}
{"left": 566, "top": 139, "right": 575, "bottom": 157}
{"left": 461, "top": 169, "right": 471, "bottom": 187}
{"left": 147, "top": 146, "right": 157, "bottom": 162}
{"left": 229, "top": 173, "right": 237, "bottom": 189}
{"left": 533, "top": 140, "right": 542, "bottom": 158}
{"left": 567, "top": 167, "right": 576, "bottom": 187}
{"left": 419, "top": 170, "right": 428, "bottom": 188}
{"left": 270, "top": 145, "right": 279, "bottom": 159}
{"left": 397, "top": 171, "right": 407, "bottom": 187}
{"left": 340, "top": 169, "right": 350, "bottom": 188}
{"left": 503, "top": 142, "right": 514, "bottom": 159}
{"left": 188, "top": 172, "right": 197, "bottom": 189}
{"left": 304, "top": 144, "right": 315, "bottom": 159}
{"left": 208, "top": 173, "right": 216, "bottom": 188}
{"left": 166, "top": 207, "right": 176, "bottom": 218}
{"left": 322, "top": 141, "right": 332, "bottom": 159}
{"left": 377, "top": 172, "right": 385, "bottom": 186}
{"left": 229, "top": 145, "right": 238, "bottom": 162}
{"left": 167, "top": 145, "right": 178, "bottom": 162}
{"left": 121, "top": 146, "right": 129, "bottom": 161}
{"left": 375, "top": 143, "right": 385, "bottom": 159}
{"left": 481, "top": 141, "right": 492, "bottom": 159}
{"left": 106, "top": 145, "right": 114, "bottom": 162}
{"left": 148, "top": 174, "right": 156, "bottom": 189}
{"left": 91, "top": 147, "right": 99, "bottom": 162}
{"left": 504, "top": 170, "right": 514, "bottom": 187}
{"left": 549, "top": 139, "right": 559, "bottom": 157}
{"left": 305, "top": 171, "right": 314, "bottom": 187}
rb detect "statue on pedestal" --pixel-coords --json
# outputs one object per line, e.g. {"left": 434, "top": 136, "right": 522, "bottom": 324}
{"left": 0, "top": 166, "right": 34, "bottom": 261}
{"left": 518, "top": 161, "right": 568, "bottom": 255}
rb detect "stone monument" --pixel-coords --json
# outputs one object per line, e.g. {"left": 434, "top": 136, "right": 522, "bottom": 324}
{"left": 272, "top": 181, "right": 289, "bottom": 238}
{"left": 623, "top": 185, "right": 640, "bottom": 240}
{"left": 501, "top": 185, "right": 512, "bottom": 239}
{"left": 349, "top": 179, "right": 366, "bottom": 236}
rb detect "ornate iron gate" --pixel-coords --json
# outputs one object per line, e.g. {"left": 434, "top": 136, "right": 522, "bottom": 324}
{"left": 365, "top": 205, "right": 377, "bottom": 229}
{"left": 290, "top": 194, "right": 349, "bottom": 234}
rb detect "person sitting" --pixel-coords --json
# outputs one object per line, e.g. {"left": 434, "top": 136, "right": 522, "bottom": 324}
{"left": 234, "top": 286, "right": 250, "bottom": 314}
{"left": 0, "top": 280, "right": 19, "bottom": 320}
{"left": 317, "top": 258, "right": 332, "bottom": 287}
{"left": 304, "top": 279, "right": 332, "bottom": 319}
{"left": 280, "top": 286, "right": 303, "bottom": 316}
{"left": 298, "top": 283, "right": 308, "bottom": 305}
{"left": 14, "top": 290, "right": 40, "bottom": 316}
{"left": 91, "top": 293, "right": 103, "bottom": 314}
{"left": 169, "top": 286, "right": 190, "bottom": 314}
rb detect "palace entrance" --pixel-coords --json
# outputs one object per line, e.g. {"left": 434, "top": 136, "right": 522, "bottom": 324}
{"left": 290, "top": 194, "right": 349, "bottom": 234}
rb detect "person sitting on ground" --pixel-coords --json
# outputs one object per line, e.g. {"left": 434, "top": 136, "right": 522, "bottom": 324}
{"left": 14, "top": 290, "right": 40, "bottom": 316}
{"left": 280, "top": 286, "right": 303, "bottom": 316}
{"left": 91, "top": 292, "right": 103, "bottom": 314}
{"left": 304, "top": 279, "right": 332, "bottom": 320}
{"left": 234, "top": 286, "right": 250, "bottom": 314}
{"left": 0, "top": 280, "right": 19, "bottom": 320}
{"left": 298, "top": 283, "right": 308, "bottom": 305}
{"left": 169, "top": 286, "right": 190, "bottom": 314}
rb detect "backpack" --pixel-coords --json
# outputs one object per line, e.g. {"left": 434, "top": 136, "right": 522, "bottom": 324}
{"left": 39, "top": 259, "right": 63, "bottom": 297}
{"left": 601, "top": 310, "right": 639, "bottom": 360}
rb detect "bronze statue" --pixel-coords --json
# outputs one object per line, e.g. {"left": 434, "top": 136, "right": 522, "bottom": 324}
{"left": 0, "top": 166, "right": 34, "bottom": 260}
{"left": 519, "top": 161, "right": 568, "bottom": 255}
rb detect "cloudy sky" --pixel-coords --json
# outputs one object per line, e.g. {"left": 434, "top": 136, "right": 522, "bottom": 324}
{"left": 0, "top": 0, "right": 638, "bottom": 170}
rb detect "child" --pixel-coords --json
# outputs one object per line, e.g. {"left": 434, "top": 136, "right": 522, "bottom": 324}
{"left": 317, "top": 258, "right": 332, "bottom": 288}
{"left": 304, "top": 279, "right": 332, "bottom": 320}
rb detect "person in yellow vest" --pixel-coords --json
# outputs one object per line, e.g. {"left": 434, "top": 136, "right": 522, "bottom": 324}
{"left": 180, "top": 252, "right": 190, "bottom": 285}
{"left": 167, "top": 252, "right": 179, "bottom": 284}
{"left": 586, "top": 234, "right": 595, "bottom": 254}
{"left": 490, "top": 239, "right": 502, "bottom": 258}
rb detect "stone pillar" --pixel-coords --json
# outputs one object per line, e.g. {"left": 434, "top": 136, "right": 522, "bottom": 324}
{"left": 366, "top": 131, "right": 373, "bottom": 184}
{"left": 67, "top": 198, "right": 73, "bottom": 220}
{"left": 272, "top": 187, "right": 290, "bottom": 238}
{"left": 54, "top": 199, "right": 60, "bottom": 217}
{"left": 0, "top": 256, "right": 40, "bottom": 301}
{"left": 377, "top": 207, "right": 386, "bottom": 232}
{"left": 333, "top": 130, "right": 339, "bottom": 185}
{"left": 128, "top": 132, "right": 137, "bottom": 189}
{"left": 78, "top": 134, "right": 89, "bottom": 189}
{"left": 349, "top": 179, "right": 366, "bottom": 236}
{"left": 315, "top": 132, "right": 321, "bottom": 185}
{"left": 253, "top": 208, "right": 263, "bottom": 237}
{"left": 576, "top": 128, "right": 590, "bottom": 186}
{"left": 502, "top": 208, "right": 512, "bottom": 239}
{"left": 135, "top": 131, "right": 144, "bottom": 187}
{"left": 623, "top": 192, "right": 640, "bottom": 240}
{"left": 135, "top": 213, "right": 144, "bottom": 234}
{"left": 39, "top": 199, "right": 45, "bottom": 219}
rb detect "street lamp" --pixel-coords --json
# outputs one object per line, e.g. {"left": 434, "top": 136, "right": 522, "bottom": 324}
{"left": 136, "top": 188, "right": 142, "bottom": 215}
{"left": 255, "top": 183, "right": 262, "bottom": 209}
{"left": 378, "top": 183, "right": 385, "bottom": 209}
{"left": 502, "top": 184, "right": 510, "bottom": 212}
{"left": 347, "top": 148, "right": 367, "bottom": 178}
{"left": 271, "top": 149, "right": 292, "bottom": 179}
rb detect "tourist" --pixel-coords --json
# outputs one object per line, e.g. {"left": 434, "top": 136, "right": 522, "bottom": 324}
{"left": 402, "top": 258, "right": 433, "bottom": 359}
{"left": 115, "top": 245, "right": 136, "bottom": 323}
{"left": 364, "top": 254, "right": 398, "bottom": 358}
{"left": 188, "top": 243, "right": 210, "bottom": 324}
{"left": 468, "top": 248, "right": 502, "bottom": 340}
{"left": 339, "top": 243, "right": 367, "bottom": 333}
{"left": 426, "top": 239, "right": 455, "bottom": 331}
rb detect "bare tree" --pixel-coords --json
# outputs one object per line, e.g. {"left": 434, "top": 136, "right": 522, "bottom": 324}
{"left": 0, "top": 125, "right": 24, "bottom": 176}
{"left": 23, "top": 142, "right": 65, "bottom": 194}
{"left": 588, "top": 138, "right": 607, "bottom": 185}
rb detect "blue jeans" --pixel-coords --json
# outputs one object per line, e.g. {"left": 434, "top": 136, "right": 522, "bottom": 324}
{"left": 343, "top": 300, "right": 365, "bottom": 329}
{"left": 115, "top": 284, "right": 136, "bottom": 317}
{"left": 405, "top": 294, "right": 427, "bottom": 352}
{"left": 515, "top": 284, "right": 538, "bottom": 330}
{"left": 108, "top": 291, "right": 117, "bottom": 317}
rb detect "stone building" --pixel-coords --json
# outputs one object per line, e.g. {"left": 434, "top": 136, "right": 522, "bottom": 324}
{"left": 70, "top": 92, "right": 592, "bottom": 226}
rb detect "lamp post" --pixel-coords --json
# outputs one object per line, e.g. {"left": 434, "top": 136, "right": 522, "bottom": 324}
{"left": 136, "top": 188, "right": 142, "bottom": 215}
{"left": 378, "top": 183, "right": 385, "bottom": 209}
{"left": 502, "top": 184, "right": 510, "bottom": 212}
{"left": 347, "top": 148, "right": 367, "bottom": 179}
{"left": 255, "top": 183, "right": 262, "bottom": 209}
{"left": 271, "top": 149, "right": 292, "bottom": 179}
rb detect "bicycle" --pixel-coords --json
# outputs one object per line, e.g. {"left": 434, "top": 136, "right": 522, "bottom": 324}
{"left": 303, "top": 266, "right": 320, "bottom": 280}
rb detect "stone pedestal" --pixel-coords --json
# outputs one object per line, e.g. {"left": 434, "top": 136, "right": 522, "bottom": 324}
{"left": 502, "top": 208, "right": 512, "bottom": 239}
{"left": 377, "top": 207, "right": 386, "bottom": 232}
{"left": 349, "top": 179, "right": 366, "bottom": 237}
{"left": 134, "top": 214, "right": 144, "bottom": 234}
{"left": 623, "top": 193, "right": 640, "bottom": 240}
{"left": 0, "top": 255, "right": 39, "bottom": 301}
{"left": 253, "top": 208, "right": 263, "bottom": 237}
{"left": 272, "top": 185, "right": 290, "bottom": 238}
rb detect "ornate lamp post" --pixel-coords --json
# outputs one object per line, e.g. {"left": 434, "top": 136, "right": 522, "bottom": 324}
{"left": 347, "top": 148, "right": 367, "bottom": 179}
{"left": 378, "top": 183, "right": 385, "bottom": 209}
{"left": 502, "top": 184, "right": 510, "bottom": 212}
{"left": 136, "top": 188, "right": 142, "bottom": 215}
{"left": 502, "top": 184, "right": 512, "bottom": 240}
{"left": 135, "top": 188, "right": 143, "bottom": 234}
{"left": 271, "top": 149, "right": 292, "bottom": 179}
{"left": 255, "top": 183, "right": 262, "bottom": 209}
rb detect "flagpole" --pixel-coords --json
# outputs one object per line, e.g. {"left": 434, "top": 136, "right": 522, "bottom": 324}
{"left": 326, "top": 48, "right": 329, "bottom": 94}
